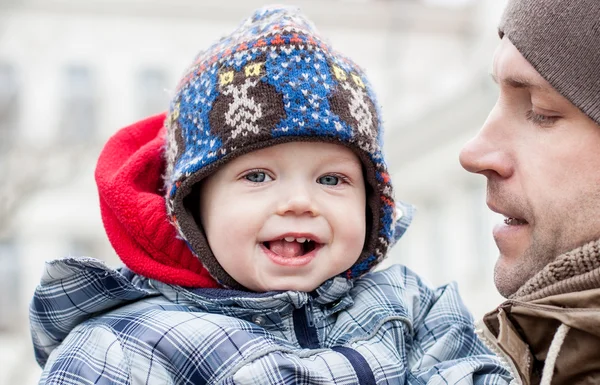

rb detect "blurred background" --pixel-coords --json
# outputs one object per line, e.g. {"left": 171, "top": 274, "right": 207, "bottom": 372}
{"left": 0, "top": 0, "right": 508, "bottom": 382}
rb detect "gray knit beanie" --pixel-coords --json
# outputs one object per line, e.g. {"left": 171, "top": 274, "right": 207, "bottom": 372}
{"left": 499, "top": 0, "right": 600, "bottom": 125}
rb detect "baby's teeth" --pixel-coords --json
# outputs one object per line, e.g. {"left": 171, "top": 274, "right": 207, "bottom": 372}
{"left": 296, "top": 237, "right": 306, "bottom": 243}
{"left": 284, "top": 237, "right": 295, "bottom": 242}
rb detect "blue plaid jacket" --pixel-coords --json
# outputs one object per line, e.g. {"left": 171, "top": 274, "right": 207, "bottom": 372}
{"left": 30, "top": 257, "right": 511, "bottom": 384}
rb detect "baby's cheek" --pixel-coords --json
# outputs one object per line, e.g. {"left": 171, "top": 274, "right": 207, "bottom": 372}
{"left": 338, "top": 208, "right": 367, "bottom": 256}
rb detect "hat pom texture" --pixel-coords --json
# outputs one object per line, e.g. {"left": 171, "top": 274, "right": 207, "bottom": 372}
{"left": 164, "top": 6, "right": 399, "bottom": 288}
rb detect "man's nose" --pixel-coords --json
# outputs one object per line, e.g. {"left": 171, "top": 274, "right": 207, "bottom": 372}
{"left": 458, "top": 107, "right": 514, "bottom": 179}
{"left": 276, "top": 183, "right": 319, "bottom": 217}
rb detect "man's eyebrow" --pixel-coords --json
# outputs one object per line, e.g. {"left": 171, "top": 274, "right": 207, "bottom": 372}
{"left": 489, "top": 73, "right": 547, "bottom": 92}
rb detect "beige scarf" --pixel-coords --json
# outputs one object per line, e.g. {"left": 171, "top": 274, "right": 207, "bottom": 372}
{"left": 510, "top": 238, "right": 600, "bottom": 301}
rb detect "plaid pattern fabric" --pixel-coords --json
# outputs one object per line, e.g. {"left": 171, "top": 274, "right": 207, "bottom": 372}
{"left": 30, "top": 258, "right": 511, "bottom": 384}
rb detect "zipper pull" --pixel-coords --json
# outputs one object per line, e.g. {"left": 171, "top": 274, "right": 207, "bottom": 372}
{"left": 306, "top": 297, "right": 315, "bottom": 327}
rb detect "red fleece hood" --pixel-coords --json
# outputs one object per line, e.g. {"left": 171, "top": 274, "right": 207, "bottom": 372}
{"left": 95, "top": 113, "right": 219, "bottom": 288}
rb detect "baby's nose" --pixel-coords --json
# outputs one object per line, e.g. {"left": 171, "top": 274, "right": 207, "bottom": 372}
{"left": 276, "top": 185, "right": 319, "bottom": 217}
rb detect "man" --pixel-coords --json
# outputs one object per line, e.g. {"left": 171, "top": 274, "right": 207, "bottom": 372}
{"left": 459, "top": 0, "right": 600, "bottom": 384}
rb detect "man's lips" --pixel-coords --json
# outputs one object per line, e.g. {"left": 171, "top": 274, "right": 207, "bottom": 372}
{"left": 503, "top": 217, "right": 528, "bottom": 226}
{"left": 487, "top": 201, "right": 529, "bottom": 225}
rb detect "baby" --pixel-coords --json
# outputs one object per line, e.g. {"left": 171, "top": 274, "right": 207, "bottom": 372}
{"left": 30, "top": 6, "right": 511, "bottom": 384}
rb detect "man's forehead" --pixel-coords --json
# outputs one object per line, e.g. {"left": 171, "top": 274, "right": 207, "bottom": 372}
{"left": 491, "top": 38, "right": 554, "bottom": 93}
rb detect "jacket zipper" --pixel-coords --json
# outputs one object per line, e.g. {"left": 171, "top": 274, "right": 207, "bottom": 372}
{"left": 475, "top": 320, "right": 522, "bottom": 385}
{"left": 306, "top": 298, "right": 315, "bottom": 327}
{"left": 292, "top": 297, "right": 320, "bottom": 349}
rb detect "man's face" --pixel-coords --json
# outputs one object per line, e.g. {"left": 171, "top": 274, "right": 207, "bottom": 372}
{"left": 459, "top": 38, "right": 600, "bottom": 297}
{"left": 199, "top": 141, "right": 366, "bottom": 292}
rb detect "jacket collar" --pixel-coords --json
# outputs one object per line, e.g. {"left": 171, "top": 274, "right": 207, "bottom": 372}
{"left": 150, "top": 274, "right": 355, "bottom": 316}
{"left": 478, "top": 239, "right": 600, "bottom": 385}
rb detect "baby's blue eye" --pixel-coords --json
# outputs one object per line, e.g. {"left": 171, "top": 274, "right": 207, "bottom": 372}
{"left": 246, "top": 172, "right": 267, "bottom": 183}
{"left": 318, "top": 175, "right": 340, "bottom": 185}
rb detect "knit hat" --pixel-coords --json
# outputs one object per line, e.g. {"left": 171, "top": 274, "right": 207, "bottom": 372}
{"left": 164, "top": 5, "right": 411, "bottom": 290}
{"left": 499, "top": 0, "right": 600, "bottom": 126}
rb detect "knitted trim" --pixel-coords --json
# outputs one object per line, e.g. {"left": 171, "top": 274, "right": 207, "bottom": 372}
{"left": 171, "top": 136, "right": 387, "bottom": 290}
{"left": 511, "top": 238, "right": 600, "bottom": 301}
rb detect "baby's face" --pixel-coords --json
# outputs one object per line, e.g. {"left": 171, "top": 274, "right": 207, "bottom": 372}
{"left": 199, "top": 141, "right": 366, "bottom": 292}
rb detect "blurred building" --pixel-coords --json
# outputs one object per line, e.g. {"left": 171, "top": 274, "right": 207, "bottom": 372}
{"left": 0, "top": 0, "right": 506, "bottom": 383}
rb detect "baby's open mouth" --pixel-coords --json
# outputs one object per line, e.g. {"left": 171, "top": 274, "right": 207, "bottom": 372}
{"left": 263, "top": 237, "right": 318, "bottom": 258}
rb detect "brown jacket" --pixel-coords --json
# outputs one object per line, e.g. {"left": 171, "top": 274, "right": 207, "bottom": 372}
{"left": 477, "top": 240, "right": 600, "bottom": 385}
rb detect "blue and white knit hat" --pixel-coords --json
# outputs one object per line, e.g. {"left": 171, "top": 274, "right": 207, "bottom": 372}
{"left": 164, "top": 5, "right": 412, "bottom": 289}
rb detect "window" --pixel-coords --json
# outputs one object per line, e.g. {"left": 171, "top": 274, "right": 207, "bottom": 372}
{"left": 0, "top": 63, "right": 19, "bottom": 152}
{"left": 60, "top": 65, "right": 96, "bottom": 142}
{"left": 136, "top": 68, "right": 168, "bottom": 118}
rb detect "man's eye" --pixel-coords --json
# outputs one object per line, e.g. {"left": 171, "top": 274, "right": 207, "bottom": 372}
{"left": 526, "top": 110, "right": 559, "bottom": 127}
{"left": 318, "top": 175, "right": 340, "bottom": 186}
{"left": 245, "top": 172, "right": 271, "bottom": 183}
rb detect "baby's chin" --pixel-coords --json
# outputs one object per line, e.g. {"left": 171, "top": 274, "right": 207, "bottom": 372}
{"left": 246, "top": 277, "right": 324, "bottom": 293}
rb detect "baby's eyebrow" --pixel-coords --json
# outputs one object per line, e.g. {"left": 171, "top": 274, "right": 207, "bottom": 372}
{"left": 321, "top": 156, "right": 362, "bottom": 166}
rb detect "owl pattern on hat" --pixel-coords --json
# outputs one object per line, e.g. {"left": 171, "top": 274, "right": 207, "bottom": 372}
{"left": 209, "top": 57, "right": 286, "bottom": 142}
